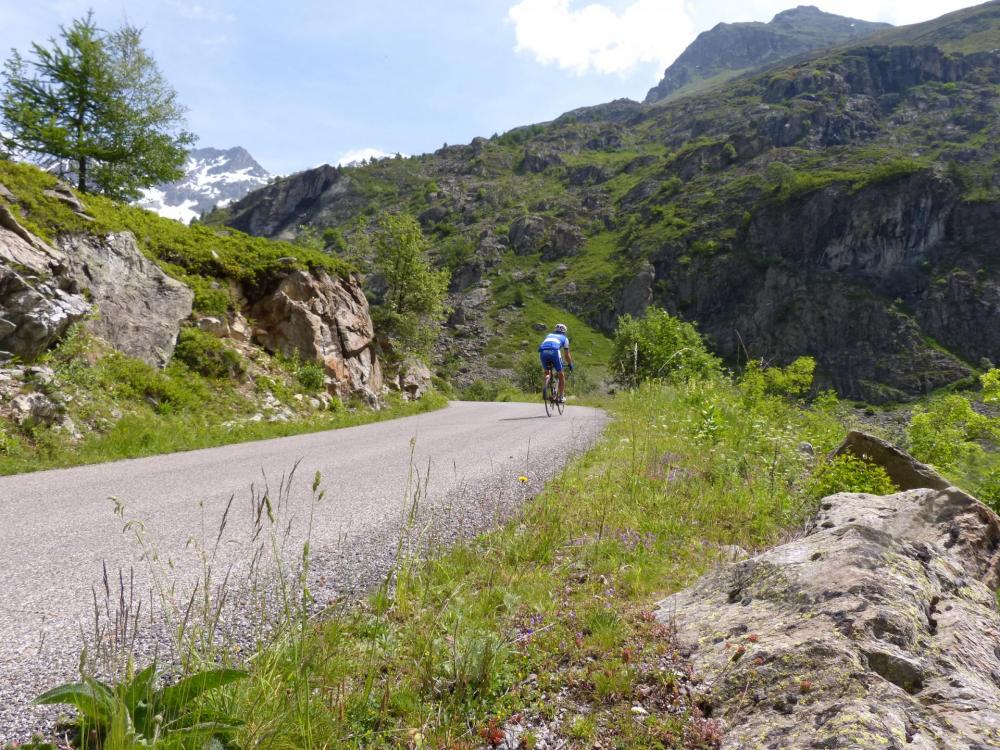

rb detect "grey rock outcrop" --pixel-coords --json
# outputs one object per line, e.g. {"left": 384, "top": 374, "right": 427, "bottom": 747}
{"left": 388, "top": 357, "right": 432, "bottom": 400}
{"left": 225, "top": 164, "right": 347, "bottom": 240}
{"left": 508, "top": 216, "right": 583, "bottom": 260}
{"left": 60, "top": 232, "right": 194, "bottom": 366}
{"left": 657, "top": 483, "right": 1000, "bottom": 749}
{"left": 251, "top": 270, "right": 382, "bottom": 400}
{"left": 508, "top": 216, "right": 547, "bottom": 256}
{"left": 0, "top": 270, "right": 90, "bottom": 363}
{"left": 0, "top": 209, "right": 90, "bottom": 362}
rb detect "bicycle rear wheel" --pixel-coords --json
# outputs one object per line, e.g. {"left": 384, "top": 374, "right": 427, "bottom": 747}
{"left": 543, "top": 372, "right": 553, "bottom": 417}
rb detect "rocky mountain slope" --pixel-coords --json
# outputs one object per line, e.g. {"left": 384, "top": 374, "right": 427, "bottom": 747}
{"left": 213, "top": 2, "right": 1000, "bottom": 403}
{"left": 644, "top": 5, "right": 891, "bottom": 104}
{"left": 137, "top": 146, "right": 270, "bottom": 224}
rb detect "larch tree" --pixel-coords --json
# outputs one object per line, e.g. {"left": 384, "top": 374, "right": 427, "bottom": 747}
{"left": 1, "top": 12, "right": 194, "bottom": 200}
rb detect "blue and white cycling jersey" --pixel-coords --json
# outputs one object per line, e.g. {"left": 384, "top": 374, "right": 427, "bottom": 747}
{"left": 538, "top": 332, "right": 569, "bottom": 351}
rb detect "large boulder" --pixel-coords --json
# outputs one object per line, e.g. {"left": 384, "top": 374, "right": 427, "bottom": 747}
{"left": 9, "top": 391, "right": 60, "bottom": 426}
{"left": 251, "top": 270, "right": 383, "bottom": 400}
{"left": 0, "top": 209, "right": 90, "bottom": 362}
{"left": 60, "top": 232, "right": 194, "bottom": 366}
{"left": 656, "top": 485, "right": 1000, "bottom": 749}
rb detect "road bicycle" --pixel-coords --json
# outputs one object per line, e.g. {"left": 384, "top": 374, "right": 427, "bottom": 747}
{"left": 542, "top": 366, "right": 565, "bottom": 417}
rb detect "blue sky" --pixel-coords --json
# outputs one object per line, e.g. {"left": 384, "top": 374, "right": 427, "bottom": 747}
{"left": 0, "top": 0, "right": 976, "bottom": 174}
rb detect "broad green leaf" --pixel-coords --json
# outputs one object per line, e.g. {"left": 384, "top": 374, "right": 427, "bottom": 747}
{"left": 34, "top": 679, "right": 115, "bottom": 724}
{"left": 160, "top": 669, "right": 247, "bottom": 714}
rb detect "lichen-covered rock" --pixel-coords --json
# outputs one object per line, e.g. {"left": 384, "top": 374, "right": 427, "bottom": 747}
{"left": 251, "top": 270, "right": 382, "bottom": 400}
{"left": 656, "top": 486, "right": 1000, "bottom": 749}
{"left": 0, "top": 204, "right": 91, "bottom": 363}
{"left": 60, "top": 232, "right": 193, "bottom": 366}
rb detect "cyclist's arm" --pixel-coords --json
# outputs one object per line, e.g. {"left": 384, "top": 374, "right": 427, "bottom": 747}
{"left": 564, "top": 346, "right": 573, "bottom": 367}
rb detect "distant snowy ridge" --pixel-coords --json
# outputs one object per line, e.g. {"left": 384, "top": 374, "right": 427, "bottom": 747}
{"left": 138, "top": 146, "right": 270, "bottom": 224}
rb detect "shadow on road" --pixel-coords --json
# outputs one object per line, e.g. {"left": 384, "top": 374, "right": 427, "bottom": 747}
{"left": 498, "top": 415, "right": 549, "bottom": 422}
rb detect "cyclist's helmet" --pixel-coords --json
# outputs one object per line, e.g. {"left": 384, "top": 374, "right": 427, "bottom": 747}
{"left": 554, "top": 323, "right": 568, "bottom": 333}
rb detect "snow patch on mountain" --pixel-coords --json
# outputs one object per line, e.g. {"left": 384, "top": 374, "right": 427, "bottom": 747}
{"left": 137, "top": 146, "right": 270, "bottom": 224}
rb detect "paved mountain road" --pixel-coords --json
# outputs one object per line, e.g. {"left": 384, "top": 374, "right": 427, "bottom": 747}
{"left": 0, "top": 400, "right": 607, "bottom": 739}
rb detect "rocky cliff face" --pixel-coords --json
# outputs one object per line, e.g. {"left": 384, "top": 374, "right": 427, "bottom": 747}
{"left": 657, "top": 438, "right": 1000, "bottom": 748}
{"left": 224, "top": 164, "right": 355, "bottom": 240}
{"left": 60, "top": 233, "right": 194, "bottom": 366}
{"left": 250, "top": 269, "right": 384, "bottom": 401}
{"left": 645, "top": 6, "right": 891, "bottom": 104}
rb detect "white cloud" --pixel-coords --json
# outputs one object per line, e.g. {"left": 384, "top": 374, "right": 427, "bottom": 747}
{"left": 335, "top": 147, "right": 396, "bottom": 167}
{"left": 507, "top": 0, "right": 696, "bottom": 76}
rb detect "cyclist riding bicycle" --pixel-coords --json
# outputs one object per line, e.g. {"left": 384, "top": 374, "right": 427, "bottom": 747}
{"left": 538, "top": 323, "right": 574, "bottom": 403}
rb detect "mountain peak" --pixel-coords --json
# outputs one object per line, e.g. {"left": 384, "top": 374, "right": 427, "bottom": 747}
{"left": 645, "top": 6, "right": 892, "bottom": 104}
{"left": 772, "top": 5, "right": 830, "bottom": 21}
{"left": 137, "top": 146, "right": 270, "bottom": 224}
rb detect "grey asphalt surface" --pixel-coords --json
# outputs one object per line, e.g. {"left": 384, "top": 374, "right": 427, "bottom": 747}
{"left": 0, "top": 400, "right": 607, "bottom": 740}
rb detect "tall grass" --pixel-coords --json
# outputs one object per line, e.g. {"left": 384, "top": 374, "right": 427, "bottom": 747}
{"left": 192, "top": 376, "right": 846, "bottom": 748}
{"left": 28, "top": 371, "right": 855, "bottom": 749}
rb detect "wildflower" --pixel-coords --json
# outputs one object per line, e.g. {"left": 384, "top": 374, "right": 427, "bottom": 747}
{"left": 518, "top": 475, "right": 529, "bottom": 483}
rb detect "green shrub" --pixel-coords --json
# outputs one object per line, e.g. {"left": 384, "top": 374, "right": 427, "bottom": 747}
{"left": 906, "top": 394, "right": 993, "bottom": 473}
{"left": 296, "top": 360, "right": 326, "bottom": 392}
{"left": 981, "top": 368, "right": 1000, "bottom": 404}
{"left": 513, "top": 351, "right": 541, "bottom": 392}
{"left": 99, "top": 353, "right": 205, "bottom": 413}
{"left": 173, "top": 328, "right": 245, "bottom": 379}
{"left": 277, "top": 354, "right": 326, "bottom": 393}
{"left": 610, "top": 308, "right": 720, "bottom": 388}
{"left": 807, "top": 454, "right": 898, "bottom": 500}
{"left": 740, "top": 357, "right": 816, "bottom": 400}
{"left": 462, "top": 379, "right": 520, "bottom": 402}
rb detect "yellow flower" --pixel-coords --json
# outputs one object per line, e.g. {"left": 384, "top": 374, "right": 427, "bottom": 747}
{"left": 518, "top": 475, "right": 529, "bottom": 483}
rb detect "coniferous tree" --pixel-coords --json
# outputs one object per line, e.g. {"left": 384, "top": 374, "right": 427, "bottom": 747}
{"left": 1, "top": 12, "right": 194, "bottom": 200}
